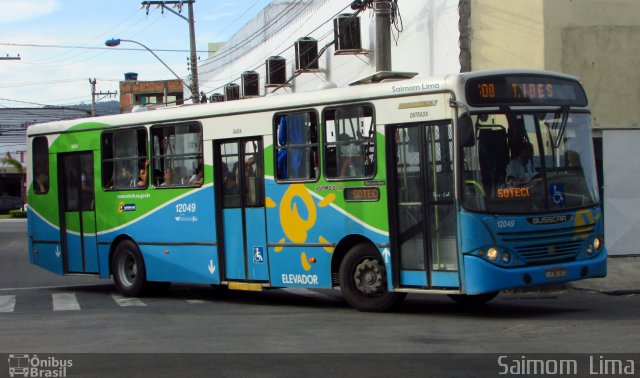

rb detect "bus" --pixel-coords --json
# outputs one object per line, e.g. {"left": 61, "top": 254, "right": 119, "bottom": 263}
{"left": 26, "top": 69, "right": 606, "bottom": 311}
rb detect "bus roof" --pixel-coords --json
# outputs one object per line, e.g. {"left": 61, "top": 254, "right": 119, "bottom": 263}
{"left": 27, "top": 69, "right": 582, "bottom": 136}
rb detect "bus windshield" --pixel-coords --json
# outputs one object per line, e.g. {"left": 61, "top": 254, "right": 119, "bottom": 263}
{"left": 462, "top": 110, "right": 599, "bottom": 213}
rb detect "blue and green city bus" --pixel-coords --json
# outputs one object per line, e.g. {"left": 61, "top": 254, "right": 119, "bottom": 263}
{"left": 26, "top": 69, "right": 606, "bottom": 311}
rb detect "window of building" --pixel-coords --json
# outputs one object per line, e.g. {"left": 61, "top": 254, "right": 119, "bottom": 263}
{"left": 323, "top": 105, "right": 375, "bottom": 180}
{"left": 151, "top": 122, "right": 203, "bottom": 187}
{"left": 274, "top": 111, "right": 319, "bottom": 182}
{"left": 102, "top": 128, "right": 148, "bottom": 190}
{"left": 32, "top": 137, "right": 49, "bottom": 194}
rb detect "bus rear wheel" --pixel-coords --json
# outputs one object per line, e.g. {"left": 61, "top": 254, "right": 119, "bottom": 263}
{"left": 339, "top": 243, "right": 406, "bottom": 312}
{"left": 448, "top": 291, "right": 498, "bottom": 305}
{"left": 112, "top": 240, "right": 147, "bottom": 297}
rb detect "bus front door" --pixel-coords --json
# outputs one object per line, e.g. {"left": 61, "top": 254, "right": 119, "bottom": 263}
{"left": 58, "top": 152, "right": 99, "bottom": 274}
{"left": 216, "top": 138, "right": 269, "bottom": 283}
{"left": 388, "top": 121, "right": 460, "bottom": 289}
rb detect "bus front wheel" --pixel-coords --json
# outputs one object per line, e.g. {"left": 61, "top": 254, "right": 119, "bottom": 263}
{"left": 112, "top": 240, "right": 147, "bottom": 297}
{"left": 339, "top": 243, "right": 406, "bottom": 312}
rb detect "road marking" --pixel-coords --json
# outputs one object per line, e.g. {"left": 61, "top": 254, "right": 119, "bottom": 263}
{"left": 111, "top": 294, "right": 147, "bottom": 307}
{"left": 52, "top": 293, "right": 81, "bottom": 311}
{"left": 0, "top": 295, "right": 17, "bottom": 312}
{"left": 185, "top": 299, "right": 207, "bottom": 304}
{"left": 0, "top": 283, "right": 108, "bottom": 292}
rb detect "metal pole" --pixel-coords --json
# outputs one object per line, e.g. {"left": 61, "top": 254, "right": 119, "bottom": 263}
{"left": 120, "top": 39, "right": 188, "bottom": 88}
{"left": 188, "top": 1, "right": 199, "bottom": 103}
{"left": 375, "top": 0, "right": 392, "bottom": 72}
{"left": 89, "top": 78, "right": 97, "bottom": 117}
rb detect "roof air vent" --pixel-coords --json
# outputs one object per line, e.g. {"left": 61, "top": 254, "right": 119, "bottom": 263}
{"left": 333, "top": 14, "right": 362, "bottom": 52}
{"left": 241, "top": 71, "right": 260, "bottom": 97}
{"left": 224, "top": 83, "right": 240, "bottom": 101}
{"left": 210, "top": 93, "right": 224, "bottom": 102}
{"left": 266, "top": 56, "right": 286, "bottom": 86}
{"left": 294, "top": 37, "right": 319, "bottom": 71}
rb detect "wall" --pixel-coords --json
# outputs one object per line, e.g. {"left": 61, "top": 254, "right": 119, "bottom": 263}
{"left": 469, "top": 0, "right": 545, "bottom": 70}
{"left": 544, "top": 0, "right": 640, "bottom": 129}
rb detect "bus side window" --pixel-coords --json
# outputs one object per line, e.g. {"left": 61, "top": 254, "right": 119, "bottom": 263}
{"left": 323, "top": 104, "right": 375, "bottom": 180}
{"left": 101, "top": 128, "right": 147, "bottom": 190}
{"left": 274, "top": 110, "right": 319, "bottom": 182}
{"left": 151, "top": 122, "right": 203, "bottom": 187}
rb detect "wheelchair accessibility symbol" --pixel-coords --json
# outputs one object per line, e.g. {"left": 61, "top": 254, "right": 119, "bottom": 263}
{"left": 253, "top": 247, "right": 265, "bottom": 264}
{"left": 550, "top": 184, "right": 566, "bottom": 206}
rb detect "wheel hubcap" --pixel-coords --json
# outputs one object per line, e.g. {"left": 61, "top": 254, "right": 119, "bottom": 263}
{"left": 118, "top": 252, "right": 136, "bottom": 287}
{"left": 353, "top": 258, "right": 385, "bottom": 296}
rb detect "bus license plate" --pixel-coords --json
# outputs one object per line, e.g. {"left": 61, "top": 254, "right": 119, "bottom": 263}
{"left": 545, "top": 267, "right": 567, "bottom": 279}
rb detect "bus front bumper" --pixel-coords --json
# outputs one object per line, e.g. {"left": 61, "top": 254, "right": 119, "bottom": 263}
{"left": 462, "top": 251, "right": 607, "bottom": 295}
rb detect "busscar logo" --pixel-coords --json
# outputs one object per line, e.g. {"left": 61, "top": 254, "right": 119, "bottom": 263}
{"left": 527, "top": 215, "right": 571, "bottom": 225}
{"left": 8, "top": 354, "right": 73, "bottom": 377}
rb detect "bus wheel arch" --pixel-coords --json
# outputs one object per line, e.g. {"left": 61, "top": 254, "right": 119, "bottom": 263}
{"left": 110, "top": 237, "right": 148, "bottom": 297}
{"left": 335, "top": 238, "right": 406, "bottom": 312}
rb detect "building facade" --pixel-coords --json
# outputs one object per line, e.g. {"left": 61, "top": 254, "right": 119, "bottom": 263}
{"left": 119, "top": 77, "right": 184, "bottom": 113}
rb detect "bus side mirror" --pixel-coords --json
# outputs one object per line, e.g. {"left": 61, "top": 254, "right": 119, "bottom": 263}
{"left": 458, "top": 114, "right": 475, "bottom": 147}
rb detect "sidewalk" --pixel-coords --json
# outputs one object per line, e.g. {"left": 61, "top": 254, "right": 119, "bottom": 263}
{"left": 568, "top": 256, "right": 640, "bottom": 295}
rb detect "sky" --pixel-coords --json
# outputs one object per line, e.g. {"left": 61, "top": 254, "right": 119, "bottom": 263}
{"left": 0, "top": 0, "right": 274, "bottom": 109}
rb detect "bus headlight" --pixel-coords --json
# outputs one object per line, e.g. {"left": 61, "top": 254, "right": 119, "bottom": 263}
{"left": 593, "top": 236, "right": 602, "bottom": 250}
{"left": 487, "top": 247, "right": 499, "bottom": 262}
{"left": 501, "top": 251, "right": 511, "bottom": 263}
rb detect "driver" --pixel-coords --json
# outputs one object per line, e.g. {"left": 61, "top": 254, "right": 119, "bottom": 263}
{"left": 506, "top": 143, "right": 537, "bottom": 187}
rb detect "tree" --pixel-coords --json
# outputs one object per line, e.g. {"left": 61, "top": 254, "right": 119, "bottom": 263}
{"left": 1, "top": 157, "right": 26, "bottom": 207}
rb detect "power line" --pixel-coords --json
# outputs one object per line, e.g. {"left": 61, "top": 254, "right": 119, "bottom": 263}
{"left": 0, "top": 42, "right": 210, "bottom": 53}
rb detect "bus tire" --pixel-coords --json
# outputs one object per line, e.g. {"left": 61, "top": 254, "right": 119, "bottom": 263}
{"left": 448, "top": 291, "right": 498, "bottom": 306}
{"left": 112, "top": 240, "right": 147, "bottom": 297}
{"left": 339, "top": 243, "right": 406, "bottom": 312}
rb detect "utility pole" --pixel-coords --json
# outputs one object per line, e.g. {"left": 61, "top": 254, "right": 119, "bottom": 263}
{"left": 0, "top": 54, "right": 20, "bottom": 61}
{"left": 89, "top": 78, "right": 118, "bottom": 117}
{"left": 141, "top": 0, "right": 199, "bottom": 103}
{"left": 374, "top": 0, "right": 392, "bottom": 72}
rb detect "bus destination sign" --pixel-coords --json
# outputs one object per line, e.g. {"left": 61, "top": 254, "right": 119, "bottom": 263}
{"left": 465, "top": 74, "right": 588, "bottom": 107}
{"left": 344, "top": 187, "right": 380, "bottom": 202}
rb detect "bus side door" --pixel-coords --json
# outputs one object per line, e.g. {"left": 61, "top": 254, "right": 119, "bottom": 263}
{"left": 387, "top": 121, "right": 460, "bottom": 289}
{"left": 215, "top": 138, "right": 269, "bottom": 282}
{"left": 58, "top": 151, "right": 99, "bottom": 274}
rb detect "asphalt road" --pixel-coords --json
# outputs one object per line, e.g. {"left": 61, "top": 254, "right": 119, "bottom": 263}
{"left": 2, "top": 219, "right": 639, "bottom": 377}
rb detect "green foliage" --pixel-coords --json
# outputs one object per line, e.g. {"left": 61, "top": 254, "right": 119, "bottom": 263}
{"left": 0, "top": 158, "right": 24, "bottom": 174}
{"left": 9, "top": 209, "right": 27, "bottom": 218}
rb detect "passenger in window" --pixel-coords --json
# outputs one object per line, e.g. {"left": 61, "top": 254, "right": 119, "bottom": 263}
{"left": 222, "top": 163, "right": 238, "bottom": 192}
{"left": 152, "top": 169, "right": 163, "bottom": 186}
{"left": 114, "top": 165, "right": 135, "bottom": 188}
{"left": 137, "top": 159, "right": 150, "bottom": 187}
{"left": 276, "top": 116, "right": 287, "bottom": 179}
{"left": 35, "top": 161, "right": 48, "bottom": 193}
{"left": 189, "top": 165, "right": 204, "bottom": 185}
{"left": 161, "top": 168, "right": 173, "bottom": 186}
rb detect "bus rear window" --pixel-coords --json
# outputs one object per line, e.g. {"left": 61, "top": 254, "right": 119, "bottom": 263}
{"left": 32, "top": 137, "right": 49, "bottom": 194}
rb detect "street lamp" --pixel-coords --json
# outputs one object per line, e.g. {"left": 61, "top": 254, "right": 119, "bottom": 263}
{"left": 105, "top": 38, "right": 194, "bottom": 102}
